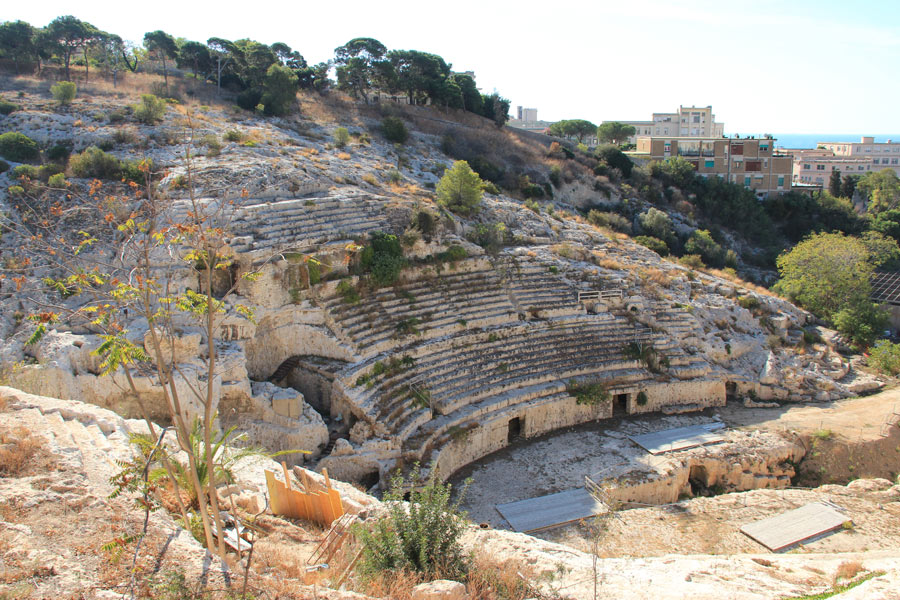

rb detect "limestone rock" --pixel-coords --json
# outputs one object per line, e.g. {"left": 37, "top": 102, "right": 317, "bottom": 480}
{"left": 411, "top": 580, "right": 467, "bottom": 600}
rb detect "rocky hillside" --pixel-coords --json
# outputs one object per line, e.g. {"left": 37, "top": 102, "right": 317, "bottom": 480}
{"left": 0, "top": 80, "right": 885, "bottom": 492}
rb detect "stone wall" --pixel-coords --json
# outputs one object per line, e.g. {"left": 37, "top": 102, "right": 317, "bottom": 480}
{"left": 430, "top": 394, "right": 610, "bottom": 480}
{"left": 627, "top": 379, "right": 726, "bottom": 415}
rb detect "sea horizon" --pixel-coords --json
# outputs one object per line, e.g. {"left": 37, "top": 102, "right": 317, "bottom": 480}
{"left": 757, "top": 133, "right": 900, "bottom": 149}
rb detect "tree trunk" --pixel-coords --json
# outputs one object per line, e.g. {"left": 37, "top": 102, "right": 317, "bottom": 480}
{"left": 64, "top": 51, "right": 71, "bottom": 81}
{"left": 162, "top": 55, "right": 169, "bottom": 95}
{"left": 83, "top": 45, "right": 89, "bottom": 83}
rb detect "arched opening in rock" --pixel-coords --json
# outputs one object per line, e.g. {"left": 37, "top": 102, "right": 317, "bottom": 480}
{"left": 358, "top": 469, "right": 380, "bottom": 492}
{"left": 507, "top": 416, "right": 523, "bottom": 443}
{"left": 725, "top": 381, "right": 738, "bottom": 401}
{"left": 614, "top": 393, "right": 629, "bottom": 416}
{"left": 689, "top": 465, "right": 710, "bottom": 496}
{"left": 268, "top": 355, "right": 342, "bottom": 415}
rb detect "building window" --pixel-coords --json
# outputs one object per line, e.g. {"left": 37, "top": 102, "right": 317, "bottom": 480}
{"left": 744, "top": 176, "right": 751, "bottom": 186}
{"left": 704, "top": 160, "right": 715, "bottom": 168}
{"left": 778, "top": 176, "right": 784, "bottom": 187}
{"left": 803, "top": 163, "right": 811, "bottom": 170}
{"left": 893, "top": 159, "right": 898, "bottom": 165}
{"left": 816, "top": 165, "right": 825, "bottom": 170}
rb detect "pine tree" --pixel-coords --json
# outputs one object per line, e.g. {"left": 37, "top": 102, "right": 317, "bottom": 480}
{"left": 829, "top": 169, "right": 842, "bottom": 197}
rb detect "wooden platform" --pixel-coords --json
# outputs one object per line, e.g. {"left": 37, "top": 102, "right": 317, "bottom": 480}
{"left": 740, "top": 502, "right": 850, "bottom": 552}
{"left": 629, "top": 423, "right": 726, "bottom": 455}
{"left": 496, "top": 488, "right": 606, "bottom": 533}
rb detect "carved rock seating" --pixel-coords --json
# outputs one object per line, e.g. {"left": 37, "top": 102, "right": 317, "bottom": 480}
{"left": 227, "top": 197, "right": 389, "bottom": 255}
{"left": 504, "top": 262, "right": 582, "bottom": 317}
{"left": 343, "top": 314, "right": 653, "bottom": 443}
{"left": 323, "top": 263, "right": 519, "bottom": 357}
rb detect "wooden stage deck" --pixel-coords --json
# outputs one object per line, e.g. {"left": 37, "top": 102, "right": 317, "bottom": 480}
{"left": 740, "top": 502, "right": 850, "bottom": 552}
{"left": 495, "top": 487, "right": 606, "bottom": 533}
{"left": 629, "top": 422, "right": 726, "bottom": 455}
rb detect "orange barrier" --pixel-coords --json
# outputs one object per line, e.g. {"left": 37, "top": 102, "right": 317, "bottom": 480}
{"left": 265, "top": 462, "right": 344, "bottom": 526}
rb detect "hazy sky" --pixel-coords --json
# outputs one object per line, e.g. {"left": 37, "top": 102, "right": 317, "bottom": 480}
{"left": 7, "top": 0, "right": 900, "bottom": 134}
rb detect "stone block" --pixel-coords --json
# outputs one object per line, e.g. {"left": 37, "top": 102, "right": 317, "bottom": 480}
{"left": 411, "top": 580, "right": 467, "bottom": 600}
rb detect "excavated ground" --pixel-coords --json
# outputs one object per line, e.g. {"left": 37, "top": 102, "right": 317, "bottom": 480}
{"left": 449, "top": 386, "right": 900, "bottom": 559}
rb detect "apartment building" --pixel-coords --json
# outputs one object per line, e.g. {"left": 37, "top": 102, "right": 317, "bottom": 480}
{"left": 636, "top": 136, "right": 791, "bottom": 197}
{"left": 792, "top": 151, "right": 874, "bottom": 185}
{"left": 507, "top": 106, "right": 554, "bottom": 133}
{"left": 818, "top": 137, "right": 900, "bottom": 177}
{"left": 606, "top": 105, "right": 726, "bottom": 145}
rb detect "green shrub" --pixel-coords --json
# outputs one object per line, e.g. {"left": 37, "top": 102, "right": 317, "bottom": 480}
{"left": 132, "top": 94, "right": 167, "bottom": 124}
{"left": 337, "top": 278, "right": 360, "bottom": 304}
{"left": 46, "top": 143, "right": 72, "bottom": 162}
{"left": 360, "top": 232, "right": 406, "bottom": 287}
{"left": 381, "top": 116, "right": 409, "bottom": 144}
{"left": 50, "top": 81, "right": 77, "bottom": 105}
{"left": 549, "top": 164, "right": 562, "bottom": 187}
{"left": 0, "top": 132, "right": 39, "bottom": 162}
{"left": 47, "top": 172, "right": 66, "bottom": 187}
{"left": 467, "top": 222, "right": 507, "bottom": 254}
{"left": 0, "top": 99, "right": 19, "bottom": 115}
{"left": 566, "top": 379, "right": 610, "bottom": 406}
{"left": 436, "top": 244, "right": 468, "bottom": 263}
{"left": 738, "top": 295, "right": 760, "bottom": 310}
{"left": 482, "top": 181, "right": 500, "bottom": 195}
{"left": 587, "top": 209, "right": 631, "bottom": 233}
{"left": 69, "top": 146, "right": 122, "bottom": 179}
{"left": 636, "top": 391, "right": 648, "bottom": 406}
{"left": 236, "top": 88, "right": 263, "bottom": 112}
{"left": 685, "top": 229, "right": 726, "bottom": 267}
{"left": 7, "top": 185, "right": 24, "bottom": 197}
{"left": 200, "top": 134, "right": 221, "bottom": 156}
{"left": 354, "top": 464, "right": 468, "bottom": 579}
{"left": 333, "top": 127, "right": 350, "bottom": 148}
{"left": 11, "top": 164, "right": 38, "bottom": 180}
{"left": 679, "top": 254, "right": 705, "bottom": 269}
{"left": 224, "top": 129, "right": 243, "bottom": 142}
{"left": 634, "top": 235, "right": 669, "bottom": 256}
{"left": 869, "top": 340, "right": 900, "bottom": 375}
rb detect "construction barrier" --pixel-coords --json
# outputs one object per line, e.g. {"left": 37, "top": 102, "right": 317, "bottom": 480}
{"left": 265, "top": 462, "right": 344, "bottom": 526}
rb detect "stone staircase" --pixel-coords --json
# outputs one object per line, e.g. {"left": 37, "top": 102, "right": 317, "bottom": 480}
{"left": 226, "top": 196, "right": 389, "bottom": 255}
{"left": 8, "top": 397, "right": 136, "bottom": 492}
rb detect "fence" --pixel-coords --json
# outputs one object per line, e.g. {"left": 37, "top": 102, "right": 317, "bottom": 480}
{"left": 265, "top": 462, "right": 344, "bottom": 526}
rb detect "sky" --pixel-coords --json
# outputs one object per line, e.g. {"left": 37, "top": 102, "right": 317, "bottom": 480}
{"left": 6, "top": 0, "right": 900, "bottom": 134}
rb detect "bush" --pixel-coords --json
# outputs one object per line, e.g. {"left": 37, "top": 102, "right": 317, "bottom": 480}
{"left": 738, "top": 295, "right": 760, "bottom": 310}
{"left": 0, "top": 132, "right": 39, "bottom": 162}
{"left": 236, "top": 88, "right": 263, "bottom": 112}
{"left": 11, "top": 165, "right": 38, "bottom": 180}
{"left": 47, "top": 172, "right": 66, "bottom": 187}
{"left": 869, "top": 340, "right": 900, "bottom": 375}
{"left": 634, "top": 235, "right": 669, "bottom": 256}
{"left": 438, "top": 244, "right": 468, "bottom": 262}
{"left": 354, "top": 465, "right": 468, "bottom": 579}
{"left": 261, "top": 63, "right": 298, "bottom": 116}
{"left": 360, "top": 232, "right": 406, "bottom": 287}
{"left": 414, "top": 210, "right": 436, "bottom": 239}
{"left": 337, "top": 278, "right": 360, "bottom": 304}
{"left": 381, "top": 116, "right": 409, "bottom": 144}
{"left": 833, "top": 300, "right": 888, "bottom": 348}
{"left": 587, "top": 209, "right": 631, "bottom": 233}
{"left": 468, "top": 222, "right": 507, "bottom": 255}
{"left": 224, "top": 129, "right": 243, "bottom": 142}
{"left": 684, "top": 229, "right": 726, "bottom": 267}
{"left": 679, "top": 254, "right": 705, "bottom": 269}
{"left": 200, "top": 134, "right": 221, "bottom": 156}
{"left": 132, "top": 94, "right": 167, "bottom": 124}
{"left": 566, "top": 379, "right": 610, "bottom": 406}
{"left": 50, "top": 81, "right": 77, "bottom": 105}
{"left": 333, "top": 127, "right": 350, "bottom": 148}
{"left": 69, "top": 146, "right": 122, "bottom": 179}
{"left": 46, "top": 143, "right": 72, "bottom": 162}
{"left": 0, "top": 99, "right": 19, "bottom": 115}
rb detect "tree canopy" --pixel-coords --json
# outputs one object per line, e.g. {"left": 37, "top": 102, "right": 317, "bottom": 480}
{"left": 548, "top": 119, "right": 597, "bottom": 143}
{"left": 597, "top": 121, "right": 636, "bottom": 145}
{"left": 858, "top": 169, "right": 900, "bottom": 213}
{"left": 436, "top": 160, "right": 484, "bottom": 216}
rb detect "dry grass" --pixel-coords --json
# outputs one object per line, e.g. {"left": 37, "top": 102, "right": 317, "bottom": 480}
{"left": 639, "top": 267, "right": 673, "bottom": 288}
{"left": 834, "top": 560, "right": 865, "bottom": 583}
{"left": 337, "top": 152, "right": 352, "bottom": 161}
{"left": 595, "top": 256, "right": 625, "bottom": 271}
{"left": 0, "top": 426, "right": 51, "bottom": 477}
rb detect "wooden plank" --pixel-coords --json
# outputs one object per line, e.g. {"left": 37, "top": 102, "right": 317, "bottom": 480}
{"left": 629, "top": 423, "right": 726, "bottom": 455}
{"left": 265, "top": 470, "right": 287, "bottom": 516}
{"left": 496, "top": 487, "right": 606, "bottom": 533}
{"left": 740, "top": 502, "right": 850, "bottom": 552}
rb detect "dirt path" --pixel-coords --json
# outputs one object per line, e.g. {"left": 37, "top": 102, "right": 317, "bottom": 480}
{"left": 719, "top": 386, "right": 900, "bottom": 441}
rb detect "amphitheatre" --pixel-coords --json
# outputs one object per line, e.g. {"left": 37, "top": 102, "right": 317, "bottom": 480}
{"left": 0, "top": 67, "right": 899, "bottom": 599}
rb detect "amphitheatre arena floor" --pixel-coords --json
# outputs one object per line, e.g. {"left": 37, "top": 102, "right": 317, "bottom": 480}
{"left": 448, "top": 386, "right": 900, "bottom": 557}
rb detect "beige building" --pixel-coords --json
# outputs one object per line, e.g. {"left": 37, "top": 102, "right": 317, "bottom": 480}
{"left": 607, "top": 105, "right": 726, "bottom": 145}
{"left": 818, "top": 137, "right": 900, "bottom": 177}
{"left": 636, "top": 136, "right": 791, "bottom": 197}
{"left": 792, "top": 151, "right": 874, "bottom": 186}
